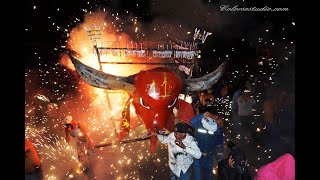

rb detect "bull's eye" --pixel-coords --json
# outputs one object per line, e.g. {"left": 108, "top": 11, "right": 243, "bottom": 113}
{"left": 139, "top": 97, "right": 151, "bottom": 109}
{"left": 167, "top": 97, "right": 177, "bottom": 108}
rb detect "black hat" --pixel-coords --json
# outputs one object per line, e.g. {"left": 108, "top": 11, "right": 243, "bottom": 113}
{"left": 174, "top": 123, "right": 188, "bottom": 133}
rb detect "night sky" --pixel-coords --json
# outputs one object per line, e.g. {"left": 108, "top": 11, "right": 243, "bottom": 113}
{"left": 24, "top": 0, "right": 295, "bottom": 69}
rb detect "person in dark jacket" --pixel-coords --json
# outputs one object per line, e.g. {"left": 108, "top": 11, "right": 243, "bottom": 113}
{"left": 217, "top": 142, "right": 252, "bottom": 180}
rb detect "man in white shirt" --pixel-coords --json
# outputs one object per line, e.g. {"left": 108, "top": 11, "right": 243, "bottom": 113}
{"left": 157, "top": 123, "right": 201, "bottom": 180}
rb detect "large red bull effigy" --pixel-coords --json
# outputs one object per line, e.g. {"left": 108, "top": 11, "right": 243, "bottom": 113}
{"left": 67, "top": 51, "right": 227, "bottom": 152}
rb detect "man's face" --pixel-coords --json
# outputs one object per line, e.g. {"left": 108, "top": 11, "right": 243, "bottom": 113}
{"left": 243, "top": 90, "right": 250, "bottom": 97}
{"left": 243, "top": 89, "right": 250, "bottom": 94}
{"left": 174, "top": 131, "right": 186, "bottom": 141}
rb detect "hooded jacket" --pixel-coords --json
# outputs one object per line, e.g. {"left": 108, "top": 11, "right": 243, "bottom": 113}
{"left": 254, "top": 153, "right": 295, "bottom": 180}
{"left": 190, "top": 114, "right": 218, "bottom": 152}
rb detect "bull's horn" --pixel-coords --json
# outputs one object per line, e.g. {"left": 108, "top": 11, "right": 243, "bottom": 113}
{"left": 67, "top": 51, "right": 136, "bottom": 93}
{"left": 183, "top": 60, "right": 228, "bottom": 92}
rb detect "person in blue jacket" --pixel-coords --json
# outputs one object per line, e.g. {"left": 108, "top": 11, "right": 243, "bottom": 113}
{"left": 190, "top": 109, "right": 219, "bottom": 180}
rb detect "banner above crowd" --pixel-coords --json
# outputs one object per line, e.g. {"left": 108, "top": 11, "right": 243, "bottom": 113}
{"left": 97, "top": 48, "right": 200, "bottom": 59}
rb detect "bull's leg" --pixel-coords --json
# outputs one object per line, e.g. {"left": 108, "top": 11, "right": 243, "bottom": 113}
{"left": 149, "top": 135, "right": 158, "bottom": 153}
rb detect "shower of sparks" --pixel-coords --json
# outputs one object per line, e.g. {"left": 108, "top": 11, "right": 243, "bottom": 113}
{"left": 25, "top": 0, "right": 294, "bottom": 179}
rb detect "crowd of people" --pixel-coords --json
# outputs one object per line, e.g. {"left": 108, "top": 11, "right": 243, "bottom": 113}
{"left": 153, "top": 66, "right": 295, "bottom": 179}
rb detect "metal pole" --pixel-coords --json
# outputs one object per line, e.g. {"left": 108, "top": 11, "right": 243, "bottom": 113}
{"left": 94, "top": 45, "right": 103, "bottom": 71}
{"left": 94, "top": 45, "right": 112, "bottom": 113}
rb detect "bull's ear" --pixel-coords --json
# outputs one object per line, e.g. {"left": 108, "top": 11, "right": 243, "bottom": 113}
{"left": 182, "top": 60, "right": 228, "bottom": 93}
{"left": 67, "top": 51, "right": 136, "bottom": 93}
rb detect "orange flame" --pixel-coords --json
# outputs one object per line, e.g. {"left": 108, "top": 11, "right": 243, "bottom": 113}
{"left": 58, "top": 11, "right": 164, "bottom": 141}
{"left": 60, "top": 10, "right": 163, "bottom": 76}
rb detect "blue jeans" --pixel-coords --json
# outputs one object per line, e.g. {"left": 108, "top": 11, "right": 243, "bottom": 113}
{"left": 193, "top": 156, "right": 214, "bottom": 180}
{"left": 170, "top": 167, "right": 192, "bottom": 180}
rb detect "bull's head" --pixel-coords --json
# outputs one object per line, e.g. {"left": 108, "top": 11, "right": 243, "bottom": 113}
{"left": 67, "top": 51, "right": 227, "bottom": 152}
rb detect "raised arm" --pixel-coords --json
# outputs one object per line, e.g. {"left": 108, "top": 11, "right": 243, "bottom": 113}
{"left": 185, "top": 139, "right": 201, "bottom": 159}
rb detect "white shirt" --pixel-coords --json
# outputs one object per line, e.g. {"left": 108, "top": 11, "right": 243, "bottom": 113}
{"left": 157, "top": 133, "right": 201, "bottom": 177}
